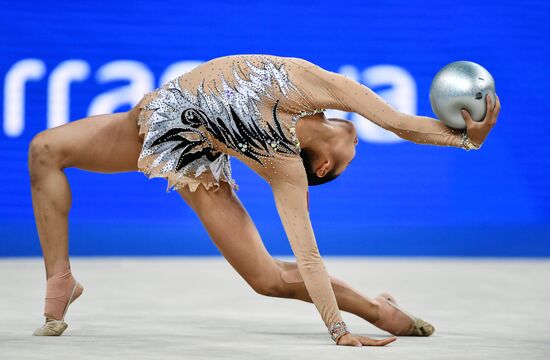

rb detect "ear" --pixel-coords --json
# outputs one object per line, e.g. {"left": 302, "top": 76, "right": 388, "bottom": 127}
{"left": 314, "top": 159, "right": 331, "bottom": 178}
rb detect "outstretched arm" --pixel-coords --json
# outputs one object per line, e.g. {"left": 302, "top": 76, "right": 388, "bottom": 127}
{"left": 266, "top": 156, "right": 350, "bottom": 342}
{"left": 178, "top": 180, "right": 397, "bottom": 346}
{"left": 288, "top": 57, "right": 499, "bottom": 149}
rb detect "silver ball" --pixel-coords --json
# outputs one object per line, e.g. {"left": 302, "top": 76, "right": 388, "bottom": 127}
{"left": 429, "top": 61, "right": 496, "bottom": 130}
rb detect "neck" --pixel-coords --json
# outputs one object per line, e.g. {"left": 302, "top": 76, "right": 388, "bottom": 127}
{"left": 295, "top": 116, "right": 333, "bottom": 151}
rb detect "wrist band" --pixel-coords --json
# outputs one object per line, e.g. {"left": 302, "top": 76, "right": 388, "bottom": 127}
{"left": 460, "top": 131, "right": 481, "bottom": 150}
{"left": 328, "top": 321, "right": 350, "bottom": 343}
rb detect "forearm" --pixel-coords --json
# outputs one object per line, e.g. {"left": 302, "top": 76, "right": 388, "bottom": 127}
{"left": 275, "top": 259, "right": 379, "bottom": 323}
{"left": 390, "top": 113, "right": 464, "bottom": 148}
{"left": 290, "top": 58, "right": 464, "bottom": 149}
{"left": 268, "top": 159, "right": 346, "bottom": 332}
{"left": 295, "top": 253, "right": 345, "bottom": 328}
{"left": 274, "top": 185, "right": 343, "bottom": 328}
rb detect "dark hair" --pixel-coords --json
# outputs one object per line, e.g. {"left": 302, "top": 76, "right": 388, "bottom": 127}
{"left": 300, "top": 148, "right": 341, "bottom": 186}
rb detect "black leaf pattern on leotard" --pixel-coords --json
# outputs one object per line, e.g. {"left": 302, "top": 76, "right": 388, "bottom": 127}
{"left": 150, "top": 109, "right": 222, "bottom": 171}
{"left": 149, "top": 99, "right": 297, "bottom": 173}
{"left": 185, "top": 100, "right": 297, "bottom": 165}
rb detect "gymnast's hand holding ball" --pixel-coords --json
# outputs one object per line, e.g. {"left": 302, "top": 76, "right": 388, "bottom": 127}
{"left": 429, "top": 61, "right": 501, "bottom": 149}
{"left": 460, "top": 93, "right": 500, "bottom": 148}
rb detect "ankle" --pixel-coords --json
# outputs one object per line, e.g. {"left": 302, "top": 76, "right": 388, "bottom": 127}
{"left": 371, "top": 301, "right": 381, "bottom": 323}
{"left": 46, "top": 259, "right": 71, "bottom": 280}
{"left": 46, "top": 269, "right": 75, "bottom": 288}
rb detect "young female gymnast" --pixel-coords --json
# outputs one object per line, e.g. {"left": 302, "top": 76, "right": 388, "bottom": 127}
{"left": 28, "top": 54, "right": 500, "bottom": 345}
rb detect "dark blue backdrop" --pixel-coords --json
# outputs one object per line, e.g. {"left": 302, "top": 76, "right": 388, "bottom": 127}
{"left": 1, "top": 0, "right": 548, "bottom": 257}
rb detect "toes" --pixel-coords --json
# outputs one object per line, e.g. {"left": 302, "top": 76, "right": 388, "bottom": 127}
{"left": 32, "top": 320, "right": 68, "bottom": 336}
{"left": 409, "top": 318, "right": 435, "bottom": 336}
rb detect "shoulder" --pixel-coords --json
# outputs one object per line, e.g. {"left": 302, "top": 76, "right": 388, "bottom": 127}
{"left": 278, "top": 57, "right": 335, "bottom": 85}
{"left": 285, "top": 57, "right": 317, "bottom": 68}
{"left": 204, "top": 54, "right": 322, "bottom": 73}
{"left": 256, "top": 154, "right": 308, "bottom": 190}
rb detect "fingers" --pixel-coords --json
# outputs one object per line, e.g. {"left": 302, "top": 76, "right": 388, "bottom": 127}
{"left": 359, "top": 335, "right": 397, "bottom": 346}
{"left": 337, "top": 336, "right": 362, "bottom": 347}
{"left": 491, "top": 95, "right": 501, "bottom": 125}
{"left": 485, "top": 93, "right": 494, "bottom": 121}
{"left": 337, "top": 334, "right": 397, "bottom": 347}
{"left": 460, "top": 108, "right": 474, "bottom": 127}
{"left": 462, "top": 93, "right": 500, "bottom": 129}
{"left": 485, "top": 94, "right": 500, "bottom": 127}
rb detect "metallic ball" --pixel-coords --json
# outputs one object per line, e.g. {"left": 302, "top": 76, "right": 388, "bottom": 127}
{"left": 429, "top": 61, "right": 496, "bottom": 130}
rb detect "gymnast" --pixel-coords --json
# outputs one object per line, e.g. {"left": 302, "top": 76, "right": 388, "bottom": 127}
{"left": 28, "top": 54, "right": 500, "bottom": 345}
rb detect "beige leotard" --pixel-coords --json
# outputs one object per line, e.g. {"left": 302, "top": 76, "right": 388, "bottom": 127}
{"left": 136, "top": 54, "right": 463, "bottom": 333}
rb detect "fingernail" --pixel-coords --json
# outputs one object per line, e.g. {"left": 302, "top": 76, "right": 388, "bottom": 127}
{"left": 355, "top": 343, "right": 363, "bottom": 347}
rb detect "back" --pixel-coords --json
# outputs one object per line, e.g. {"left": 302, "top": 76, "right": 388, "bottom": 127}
{"left": 136, "top": 54, "right": 324, "bottom": 192}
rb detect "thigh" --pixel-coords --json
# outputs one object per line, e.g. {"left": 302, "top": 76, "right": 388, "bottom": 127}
{"left": 38, "top": 107, "right": 144, "bottom": 173}
{"left": 178, "top": 183, "right": 282, "bottom": 283}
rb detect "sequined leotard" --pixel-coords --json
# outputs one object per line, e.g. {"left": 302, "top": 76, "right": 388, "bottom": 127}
{"left": 135, "top": 54, "right": 463, "bottom": 337}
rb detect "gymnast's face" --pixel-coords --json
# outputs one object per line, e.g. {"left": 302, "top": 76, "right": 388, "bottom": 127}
{"left": 329, "top": 118, "right": 358, "bottom": 174}
{"left": 314, "top": 118, "right": 358, "bottom": 178}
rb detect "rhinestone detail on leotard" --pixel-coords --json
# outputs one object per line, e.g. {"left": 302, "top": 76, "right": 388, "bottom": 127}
{"left": 140, "top": 57, "right": 308, "bottom": 184}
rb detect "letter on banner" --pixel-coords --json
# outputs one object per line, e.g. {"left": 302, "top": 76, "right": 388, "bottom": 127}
{"left": 48, "top": 60, "right": 90, "bottom": 128}
{"left": 3, "top": 59, "right": 46, "bottom": 137}
{"left": 88, "top": 61, "right": 154, "bottom": 116}
{"left": 352, "top": 65, "right": 416, "bottom": 143}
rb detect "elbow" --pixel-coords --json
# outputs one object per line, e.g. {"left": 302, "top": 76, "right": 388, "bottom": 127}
{"left": 380, "top": 113, "right": 415, "bottom": 141}
{"left": 389, "top": 114, "right": 428, "bottom": 145}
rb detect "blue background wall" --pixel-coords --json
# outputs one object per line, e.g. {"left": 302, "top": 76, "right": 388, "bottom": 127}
{"left": 1, "top": 0, "right": 548, "bottom": 257}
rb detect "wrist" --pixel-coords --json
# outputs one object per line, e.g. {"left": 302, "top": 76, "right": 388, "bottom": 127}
{"left": 459, "top": 131, "right": 481, "bottom": 150}
{"left": 329, "top": 321, "right": 350, "bottom": 343}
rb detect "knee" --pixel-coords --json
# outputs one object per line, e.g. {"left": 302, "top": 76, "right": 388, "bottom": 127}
{"left": 28, "top": 131, "right": 63, "bottom": 179}
{"left": 249, "top": 274, "right": 289, "bottom": 298}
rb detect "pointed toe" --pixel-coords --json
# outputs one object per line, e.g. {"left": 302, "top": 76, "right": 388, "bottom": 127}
{"left": 33, "top": 319, "right": 68, "bottom": 336}
{"left": 409, "top": 318, "right": 435, "bottom": 336}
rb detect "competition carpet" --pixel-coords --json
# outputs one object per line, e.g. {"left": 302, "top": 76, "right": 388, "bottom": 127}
{"left": 1, "top": 257, "right": 548, "bottom": 359}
